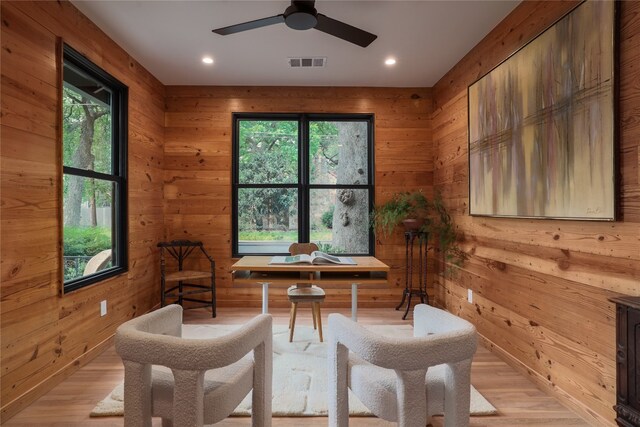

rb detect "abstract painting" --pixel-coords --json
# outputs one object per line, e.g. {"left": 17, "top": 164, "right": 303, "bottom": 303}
{"left": 468, "top": 1, "right": 615, "bottom": 220}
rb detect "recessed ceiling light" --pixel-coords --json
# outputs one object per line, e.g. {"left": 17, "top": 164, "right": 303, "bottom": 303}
{"left": 385, "top": 58, "right": 397, "bottom": 66}
{"left": 202, "top": 56, "right": 214, "bottom": 65}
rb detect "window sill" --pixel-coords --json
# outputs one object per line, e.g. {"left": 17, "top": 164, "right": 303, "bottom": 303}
{"left": 62, "top": 266, "right": 127, "bottom": 294}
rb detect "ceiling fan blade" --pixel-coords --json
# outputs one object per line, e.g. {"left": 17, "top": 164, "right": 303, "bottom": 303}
{"left": 314, "top": 13, "right": 377, "bottom": 47}
{"left": 213, "top": 14, "right": 285, "bottom": 35}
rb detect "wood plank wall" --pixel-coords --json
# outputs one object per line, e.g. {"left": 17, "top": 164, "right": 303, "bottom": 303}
{"left": 163, "top": 86, "right": 433, "bottom": 308}
{"left": 431, "top": 1, "right": 640, "bottom": 426}
{"left": 4, "top": 0, "right": 635, "bottom": 425}
{"left": 0, "top": 1, "right": 165, "bottom": 421}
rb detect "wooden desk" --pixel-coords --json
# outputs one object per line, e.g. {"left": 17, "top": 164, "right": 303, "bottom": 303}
{"left": 231, "top": 256, "right": 389, "bottom": 321}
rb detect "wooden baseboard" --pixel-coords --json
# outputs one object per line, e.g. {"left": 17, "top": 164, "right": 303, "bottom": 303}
{"left": 477, "top": 333, "right": 614, "bottom": 427}
{"left": 0, "top": 334, "right": 114, "bottom": 423}
{"left": 0, "top": 303, "right": 162, "bottom": 423}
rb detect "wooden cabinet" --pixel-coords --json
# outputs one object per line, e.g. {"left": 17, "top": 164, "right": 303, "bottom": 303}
{"left": 610, "top": 296, "right": 640, "bottom": 427}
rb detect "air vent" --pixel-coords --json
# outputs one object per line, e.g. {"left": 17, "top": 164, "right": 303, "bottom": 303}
{"left": 288, "top": 57, "right": 327, "bottom": 68}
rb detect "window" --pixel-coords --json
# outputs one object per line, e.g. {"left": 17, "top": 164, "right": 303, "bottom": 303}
{"left": 62, "top": 44, "right": 128, "bottom": 292}
{"left": 233, "top": 114, "right": 374, "bottom": 257}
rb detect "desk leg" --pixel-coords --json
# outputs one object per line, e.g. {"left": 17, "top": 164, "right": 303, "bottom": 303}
{"left": 261, "top": 282, "right": 269, "bottom": 314}
{"left": 351, "top": 283, "right": 358, "bottom": 322}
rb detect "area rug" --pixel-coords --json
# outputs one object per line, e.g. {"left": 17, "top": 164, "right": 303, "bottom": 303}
{"left": 91, "top": 324, "right": 496, "bottom": 417}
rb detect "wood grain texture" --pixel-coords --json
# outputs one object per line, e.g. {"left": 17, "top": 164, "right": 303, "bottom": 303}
{"left": 3, "top": 307, "right": 589, "bottom": 427}
{"left": 4, "top": 1, "right": 635, "bottom": 425}
{"left": 0, "top": 1, "right": 164, "bottom": 421}
{"left": 431, "top": 1, "right": 640, "bottom": 426}
{"left": 163, "top": 86, "right": 434, "bottom": 308}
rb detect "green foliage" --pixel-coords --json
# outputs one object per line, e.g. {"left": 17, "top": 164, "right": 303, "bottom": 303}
{"left": 315, "top": 242, "right": 344, "bottom": 254}
{"left": 309, "top": 121, "right": 339, "bottom": 182}
{"left": 62, "top": 87, "right": 112, "bottom": 205}
{"left": 237, "top": 121, "right": 298, "bottom": 232}
{"left": 238, "top": 188, "right": 296, "bottom": 232}
{"left": 63, "top": 226, "right": 111, "bottom": 256}
{"left": 309, "top": 231, "right": 332, "bottom": 241}
{"left": 236, "top": 120, "right": 349, "bottom": 242}
{"left": 235, "top": 119, "right": 368, "bottom": 255}
{"left": 238, "top": 230, "right": 298, "bottom": 241}
{"left": 238, "top": 231, "right": 332, "bottom": 242}
{"left": 63, "top": 226, "right": 112, "bottom": 281}
{"left": 62, "top": 86, "right": 114, "bottom": 231}
{"left": 62, "top": 95, "right": 112, "bottom": 171}
{"left": 238, "top": 120, "right": 298, "bottom": 184}
{"left": 371, "top": 191, "right": 467, "bottom": 266}
{"left": 370, "top": 191, "right": 429, "bottom": 237}
{"left": 430, "top": 193, "right": 468, "bottom": 266}
{"left": 321, "top": 206, "right": 334, "bottom": 229}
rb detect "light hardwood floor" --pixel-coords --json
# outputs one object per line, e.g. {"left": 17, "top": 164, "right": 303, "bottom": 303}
{"left": 5, "top": 307, "right": 588, "bottom": 426}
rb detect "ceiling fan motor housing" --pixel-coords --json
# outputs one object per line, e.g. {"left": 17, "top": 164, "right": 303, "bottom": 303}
{"left": 212, "top": 0, "right": 377, "bottom": 48}
{"left": 284, "top": 1, "right": 318, "bottom": 30}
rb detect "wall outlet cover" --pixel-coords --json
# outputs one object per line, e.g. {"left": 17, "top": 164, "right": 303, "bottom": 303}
{"left": 467, "top": 289, "right": 473, "bottom": 303}
{"left": 100, "top": 300, "right": 107, "bottom": 316}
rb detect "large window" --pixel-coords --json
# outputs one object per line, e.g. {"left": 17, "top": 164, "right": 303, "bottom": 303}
{"left": 233, "top": 114, "right": 374, "bottom": 257}
{"left": 62, "top": 44, "right": 128, "bottom": 292}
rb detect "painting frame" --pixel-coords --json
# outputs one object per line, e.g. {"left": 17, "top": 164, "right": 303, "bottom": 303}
{"left": 467, "top": 0, "right": 617, "bottom": 221}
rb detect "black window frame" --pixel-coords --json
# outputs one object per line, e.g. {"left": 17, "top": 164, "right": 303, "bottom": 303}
{"left": 232, "top": 113, "right": 375, "bottom": 258}
{"left": 62, "top": 43, "right": 128, "bottom": 293}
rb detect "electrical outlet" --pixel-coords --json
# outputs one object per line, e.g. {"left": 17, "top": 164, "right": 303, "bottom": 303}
{"left": 100, "top": 300, "right": 107, "bottom": 316}
{"left": 467, "top": 289, "right": 473, "bottom": 304}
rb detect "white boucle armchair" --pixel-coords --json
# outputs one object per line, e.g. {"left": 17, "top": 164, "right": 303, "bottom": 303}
{"left": 115, "top": 304, "right": 272, "bottom": 427}
{"left": 328, "top": 304, "right": 477, "bottom": 427}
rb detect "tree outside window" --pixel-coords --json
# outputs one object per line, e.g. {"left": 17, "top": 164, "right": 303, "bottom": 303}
{"left": 233, "top": 114, "right": 374, "bottom": 256}
{"left": 62, "top": 44, "right": 127, "bottom": 292}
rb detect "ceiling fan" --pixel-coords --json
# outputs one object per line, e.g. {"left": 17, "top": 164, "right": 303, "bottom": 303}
{"left": 212, "top": 0, "right": 377, "bottom": 48}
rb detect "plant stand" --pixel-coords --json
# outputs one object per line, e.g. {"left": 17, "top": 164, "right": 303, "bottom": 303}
{"left": 395, "top": 231, "right": 428, "bottom": 319}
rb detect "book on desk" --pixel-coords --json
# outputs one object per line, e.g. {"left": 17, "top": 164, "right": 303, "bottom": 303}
{"left": 269, "top": 251, "right": 356, "bottom": 265}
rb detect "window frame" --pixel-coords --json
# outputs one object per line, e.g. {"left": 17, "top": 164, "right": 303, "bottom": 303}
{"left": 232, "top": 113, "right": 375, "bottom": 258}
{"left": 61, "top": 43, "right": 128, "bottom": 293}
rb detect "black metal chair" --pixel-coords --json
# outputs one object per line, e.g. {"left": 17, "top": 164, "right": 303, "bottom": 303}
{"left": 158, "top": 240, "right": 216, "bottom": 317}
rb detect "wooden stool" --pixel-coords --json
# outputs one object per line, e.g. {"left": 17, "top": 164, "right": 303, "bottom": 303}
{"left": 288, "top": 284, "right": 325, "bottom": 342}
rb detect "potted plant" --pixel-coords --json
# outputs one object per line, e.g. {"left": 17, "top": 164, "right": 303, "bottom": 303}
{"left": 370, "top": 191, "right": 429, "bottom": 235}
{"left": 371, "top": 191, "right": 466, "bottom": 265}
